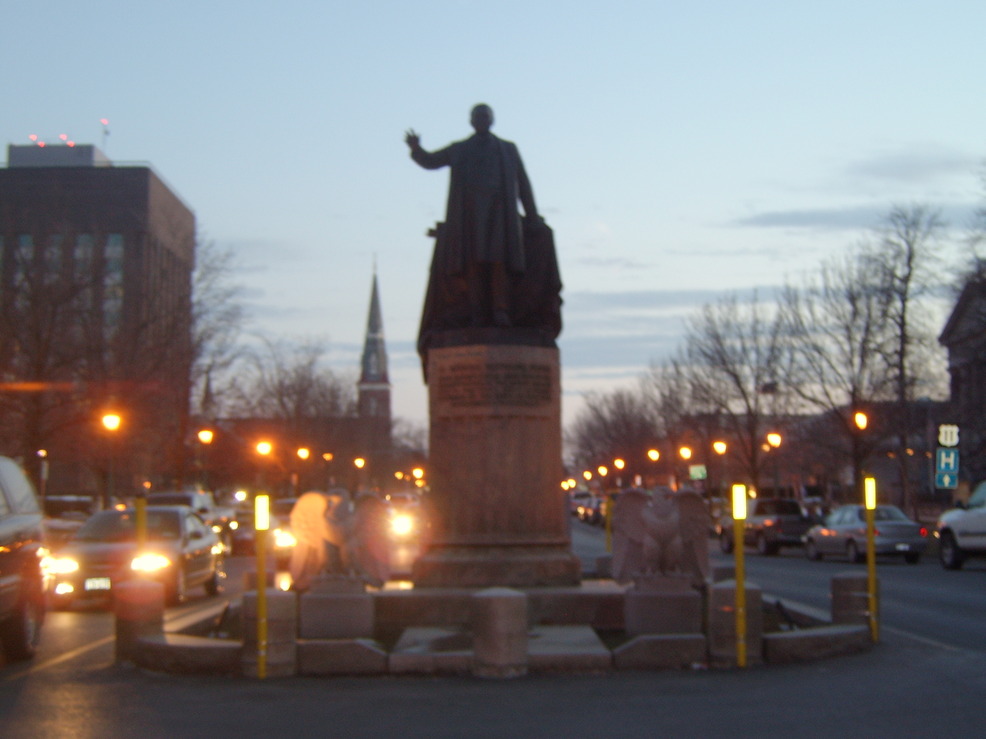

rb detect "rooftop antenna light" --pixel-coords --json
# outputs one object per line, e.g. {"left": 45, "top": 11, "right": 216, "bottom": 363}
{"left": 100, "top": 118, "right": 110, "bottom": 151}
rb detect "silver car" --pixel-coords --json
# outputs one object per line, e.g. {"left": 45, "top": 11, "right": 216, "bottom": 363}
{"left": 804, "top": 504, "right": 928, "bottom": 564}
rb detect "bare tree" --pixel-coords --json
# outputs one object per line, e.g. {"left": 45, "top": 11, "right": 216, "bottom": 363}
{"left": 872, "top": 205, "right": 948, "bottom": 513}
{"left": 781, "top": 245, "right": 895, "bottom": 503}
{"left": 227, "top": 338, "right": 357, "bottom": 422}
{"left": 189, "top": 238, "right": 247, "bottom": 418}
{"left": 678, "top": 292, "right": 793, "bottom": 493}
{"left": 566, "top": 385, "right": 660, "bottom": 485}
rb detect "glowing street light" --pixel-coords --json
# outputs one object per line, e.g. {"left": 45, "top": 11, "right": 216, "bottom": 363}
{"left": 766, "top": 432, "right": 782, "bottom": 449}
{"left": 354, "top": 457, "right": 366, "bottom": 469}
{"left": 713, "top": 441, "right": 727, "bottom": 455}
{"left": 296, "top": 447, "right": 310, "bottom": 460}
{"left": 679, "top": 446, "right": 692, "bottom": 460}
{"left": 255, "top": 441, "right": 272, "bottom": 456}
{"left": 647, "top": 449, "right": 660, "bottom": 462}
{"left": 197, "top": 429, "right": 214, "bottom": 445}
{"left": 854, "top": 411, "right": 868, "bottom": 431}
{"left": 101, "top": 412, "right": 123, "bottom": 509}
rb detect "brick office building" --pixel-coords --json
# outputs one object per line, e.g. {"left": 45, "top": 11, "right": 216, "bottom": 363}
{"left": 0, "top": 144, "right": 196, "bottom": 498}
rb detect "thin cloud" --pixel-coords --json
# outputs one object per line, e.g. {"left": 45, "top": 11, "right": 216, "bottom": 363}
{"left": 845, "top": 146, "right": 979, "bottom": 184}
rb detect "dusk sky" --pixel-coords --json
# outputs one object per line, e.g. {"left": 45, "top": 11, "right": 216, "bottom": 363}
{"left": 4, "top": 1, "right": 983, "bottom": 429}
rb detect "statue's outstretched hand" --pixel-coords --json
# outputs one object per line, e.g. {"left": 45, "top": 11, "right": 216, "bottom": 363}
{"left": 404, "top": 129, "right": 421, "bottom": 150}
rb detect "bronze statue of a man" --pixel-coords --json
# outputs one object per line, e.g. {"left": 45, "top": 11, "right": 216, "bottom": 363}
{"left": 405, "top": 104, "right": 543, "bottom": 328}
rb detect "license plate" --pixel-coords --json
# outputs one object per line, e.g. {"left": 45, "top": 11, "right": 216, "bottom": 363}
{"left": 85, "top": 577, "right": 112, "bottom": 591}
{"left": 895, "top": 543, "right": 910, "bottom": 552}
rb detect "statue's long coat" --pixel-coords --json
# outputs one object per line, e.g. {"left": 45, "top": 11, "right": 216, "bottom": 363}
{"left": 410, "top": 132, "right": 535, "bottom": 274}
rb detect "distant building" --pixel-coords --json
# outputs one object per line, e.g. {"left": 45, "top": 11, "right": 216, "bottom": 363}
{"left": 195, "top": 271, "right": 400, "bottom": 496}
{"left": 939, "top": 279, "right": 986, "bottom": 486}
{"left": 0, "top": 144, "right": 195, "bottom": 496}
{"left": 357, "top": 271, "right": 393, "bottom": 464}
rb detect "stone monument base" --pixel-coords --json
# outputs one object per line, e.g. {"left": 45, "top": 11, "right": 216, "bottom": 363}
{"left": 413, "top": 341, "right": 580, "bottom": 588}
{"left": 413, "top": 546, "right": 580, "bottom": 588}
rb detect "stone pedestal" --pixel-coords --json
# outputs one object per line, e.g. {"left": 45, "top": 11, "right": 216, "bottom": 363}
{"left": 831, "top": 572, "right": 876, "bottom": 625}
{"left": 471, "top": 588, "right": 528, "bottom": 678}
{"left": 412, "top": 343, "right": 580, "bottom": 587}
{"left": 299, "top": 578, "right": 374, "bottom": 640}
{"left": 114, "top": 579, "right": 164, "bottom": 664}
{"left": 624, "top": 586, "right": 703, "bottom": 637}
{"left": 242, "top": 589, "right": 297, "bottom": 678}
{"left": 707, "top": 579, "right": 763, "bottom": 668}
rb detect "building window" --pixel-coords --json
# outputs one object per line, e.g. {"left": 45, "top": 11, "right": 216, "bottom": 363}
{"left": 103, "top": 234, "right": 124, "bottom": 337}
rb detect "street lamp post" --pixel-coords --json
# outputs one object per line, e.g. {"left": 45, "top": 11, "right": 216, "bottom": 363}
{"left": 197, "top": 429, "right": 214, "bottom": 489}
{"left": 712, "top": 441, "right": 727, "bottom": 498}
{"left": 766, "top": 432, "right": 782, "bottom": 496}
{"left": 101, "top": 412, "right": 122, "bottom": 510}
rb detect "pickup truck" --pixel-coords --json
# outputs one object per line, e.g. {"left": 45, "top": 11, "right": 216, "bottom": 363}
{"left": 718, "top": 497, "right": 815, "bottom": 556}
{"left": 936, "top": 481, "right": 986, "bottom": 569}
{"left": 145, "top": 490, "right": 237, "bottom": 549}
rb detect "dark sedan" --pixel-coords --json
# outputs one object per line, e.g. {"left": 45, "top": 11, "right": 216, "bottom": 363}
{"left": 804, "top": 504, "right": 928, "bottom": 564}
{"left": 46, "top": 506, "right": 225, "bottom": 608}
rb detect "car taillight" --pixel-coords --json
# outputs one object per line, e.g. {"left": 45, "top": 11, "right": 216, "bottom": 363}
{"left": 762, "top": 518, "right": 775, "bottom": 527}
{"left": 919, "top": 527, "right": 928, "bottom": 537}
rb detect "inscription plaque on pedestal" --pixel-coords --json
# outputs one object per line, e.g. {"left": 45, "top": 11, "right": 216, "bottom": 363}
{"left": 413, "top": 343, "right": 580, "bottom": 587}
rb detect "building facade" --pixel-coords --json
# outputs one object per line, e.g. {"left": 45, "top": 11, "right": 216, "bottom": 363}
{"left": 0, "top": 144, "right": 195, "bottom": 498}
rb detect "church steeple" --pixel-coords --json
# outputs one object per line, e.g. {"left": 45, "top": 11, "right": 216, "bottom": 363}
{"left": 357, "top": 271, "right": 392, "bottom": 454}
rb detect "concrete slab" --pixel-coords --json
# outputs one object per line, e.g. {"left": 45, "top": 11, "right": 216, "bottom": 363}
{"left": 135, "top": 633, "right": 241, "bottom": 676}
{"left": 763, "top": 624, "right": 872, "bottom": 665}
{"left": 389, "top": 627, "right": 473, "bottom": 675}
{"left": 297, "top": 639, "right": 388, "bottom": 675}
{"left": 527, "top": 626, "right": 612, "bottom": 673}
{"left": 612, "top": 634, "right": 707, "bottom": 670}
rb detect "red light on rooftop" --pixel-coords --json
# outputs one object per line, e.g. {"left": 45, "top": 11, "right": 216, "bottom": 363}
{"left": 100, "top": 118, "right": 109, "bottom": 125}
{"left": 28, "top": 134, "right": 38, "bottom": 141}
{"left": 59, "top": 134, "right": 68, "bottom": 141}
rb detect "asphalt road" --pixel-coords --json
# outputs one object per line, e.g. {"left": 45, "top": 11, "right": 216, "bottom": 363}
{"left": 1, "top": 524, "right": 984, "bottom": 737}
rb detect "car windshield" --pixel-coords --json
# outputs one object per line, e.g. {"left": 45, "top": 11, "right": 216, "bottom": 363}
{"left": 852, "top": 506, "right": 909, "bottom": 523}
{"left": 73, "top": 510, "right": 181, "bottom": 542}
{"left": 146, "top": 494, "right": 191, "bottom": 506}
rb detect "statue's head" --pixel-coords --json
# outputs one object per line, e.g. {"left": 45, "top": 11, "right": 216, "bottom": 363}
{"left": 470, "top": 104, "right": 494, "bottom": 133}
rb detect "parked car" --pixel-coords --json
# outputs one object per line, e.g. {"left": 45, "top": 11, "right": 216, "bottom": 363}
{"left": 804, "top": 504, "right": 928, "bottom": 564}
{"left": 718, "top": 497, "right": 814, "bottom": 555}
{"left": 146, "top": 489, "right": 237, "bottom": 551}
{"left": 936, "top": 481, "right": 986, "bottom": 569}
{"left": 569, "top": 491, "right": 593, "bottom": 517}
{"left": 383, "top": 492, "right": 423, "bottom": 543}
{"left": 228, "top": 504, "right": 297, "bottom": 567}
{"left": 46, "top": 505, "right": 224, "bottom": 608}
{"left": 0, "top": 456, "right": 47, "bottom": 661}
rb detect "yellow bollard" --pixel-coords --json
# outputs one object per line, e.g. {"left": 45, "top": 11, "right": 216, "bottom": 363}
{"left": 135, "top": 491, "right": 147, "bottom": 551}
{"left": 864, "top": 477, "right": 879, "bottom": 643}
{"left": 731, "top": 484, "right": 748, "bottom": 668}
{"left": 603, "top": 495, "right": 612, "bottom": 553}
{"left": 254, "top": 494, "right": 270, "bottom": 679}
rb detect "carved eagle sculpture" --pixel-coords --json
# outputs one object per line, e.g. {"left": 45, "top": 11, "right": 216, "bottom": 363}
{"left": 611, "top": 487, "right": 710, "bottom": 586}
{"left": 290, "top": 490, "right": 391, "bottom": 589}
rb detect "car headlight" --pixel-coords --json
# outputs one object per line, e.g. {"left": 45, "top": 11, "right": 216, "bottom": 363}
{"left": 131, "top": 553, "right": 172, "bottom": 573}
{"left": 273, "top": 528, "right": 297, "bottom": 549}
{"left": 43, "top": 555, "right": 80, "bottom": 576}
{"left": 390, "top": 512, "right": 415, "bottom": 538}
